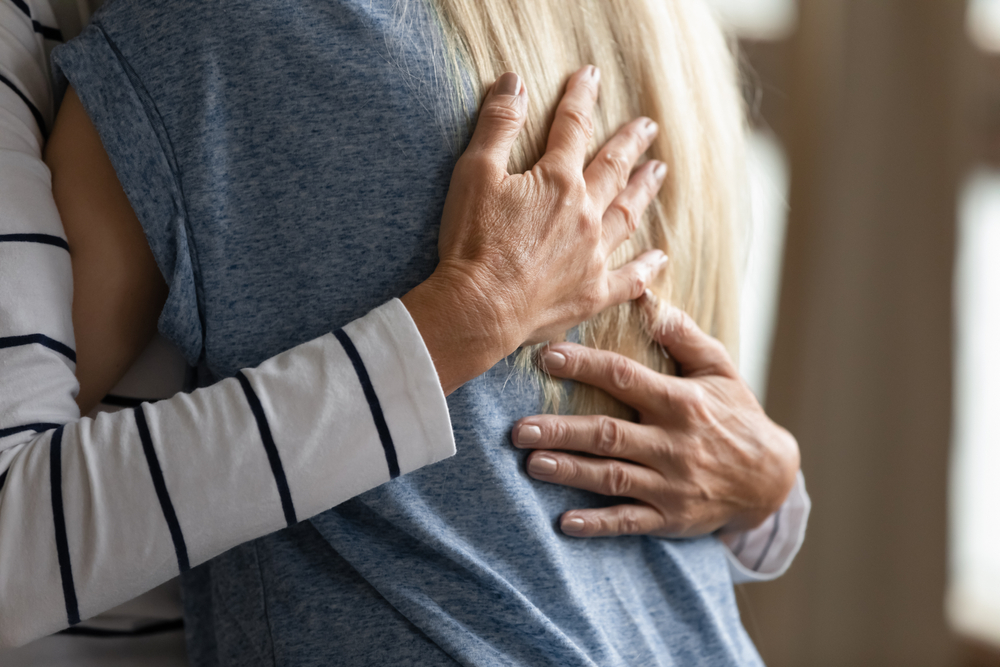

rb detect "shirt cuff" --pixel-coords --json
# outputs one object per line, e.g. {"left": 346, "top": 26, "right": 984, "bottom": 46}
{"left": 721, "top": 470, "right": 811, "bottom": 584}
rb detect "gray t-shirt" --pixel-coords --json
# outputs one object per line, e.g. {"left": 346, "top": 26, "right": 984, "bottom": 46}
{"left": 54, "top": 0, "right": 763, "bottom": 664}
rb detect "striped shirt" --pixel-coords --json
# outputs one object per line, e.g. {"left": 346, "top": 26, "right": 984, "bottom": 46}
{"left": 0, "top": 0, "right": 809, "bottom": 655}
{"left": 0, "top": 0, "right": 456, "bottom": 649}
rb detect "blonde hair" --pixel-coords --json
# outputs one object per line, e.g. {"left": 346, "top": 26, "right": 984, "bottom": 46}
{"left": 428, "top": 0, "right": 747, "bottom": 417}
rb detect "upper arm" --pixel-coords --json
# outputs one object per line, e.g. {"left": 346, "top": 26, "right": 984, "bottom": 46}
{"left": 45, "top": 86, "right": 168, "bottom": 414}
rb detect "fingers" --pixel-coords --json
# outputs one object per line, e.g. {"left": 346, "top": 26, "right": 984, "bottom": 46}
{"left": 462, "top": 72, "right": 528, "bottom": 173}
{"left": 637, "top": 290, "right": 738, "bottom": 379}
{"left": 599, "top": 159, "right": 668, "bottom": 253}
{"left": 512, "top": 414, "right": 663, "bottom": 465}
{"left": 537, "top": 341, "right": 678, "bottom": 414}
{"left": 603, "top": 250, "right": 668, "bottom": 310}
{"left": 522, "top": 448, "right": 729, "bottom": 538}
{"left": 559, "top": 505, "right": 666, "bottom": 538}
{"left": 524, "top": 449, "right": 663, "bottom": 502}
{"left": 584, "top": 117, "right": 660, "bottom": 211}
{"left": 538, "top": 66, "right": 601, "bottom": 173}
{"left": 521, "top": 450, "right": 670, "bottom": 537}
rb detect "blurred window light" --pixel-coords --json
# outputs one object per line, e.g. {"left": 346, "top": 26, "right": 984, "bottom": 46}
{"left": 739, "top": 130, "right": 790, "bottom": 401}
{"left": 705, "top": 0, "right": 797, "bottom": 41}
{"left": 968, "top": 0, "right": 1000, "bottom": 53}
{"left": 948, "top": 168, "right": 1000, "bottom": 648}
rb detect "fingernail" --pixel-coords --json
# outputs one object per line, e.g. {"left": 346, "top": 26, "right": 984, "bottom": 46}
{"left": 562, "top": 517, "right": 586, "bottom": 534}
{"left": 495, "top": 72, "right": 521, "bottom": 97}
{"left": 654, "top": 162, "right": 668, "bottom": 180}
{"left": 542, "top": 349, "right": 567, "bottom": 370}
{"left": 516, "top": 424, "right": 542, "bottom": 445}
{"left": 589, "top": 66, "right": 601, "bottom": 83}
{"left": 657, "top": 251, "right": 669, "bottom": 267}
{"left": 643, "top": 119, "right": 658, "bottom": 136}
{"left": 642, "top": 288, "right": 659, "bottom": 306}
{"left": 528, "top": 455, "right": 558, "bottom": 476}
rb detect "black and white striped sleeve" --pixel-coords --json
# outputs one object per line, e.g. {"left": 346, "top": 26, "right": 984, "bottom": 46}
{"left": 0, "top": 301, "right": 456, "bottom": 647}
{"left": 721, "top": 471, "right": 811, "bottom": 583}
{"left": 0, "top": 0, "right": 456, "bottom": 647}
{"left": 0, "top": 0, "right": 75, "bottom": 442}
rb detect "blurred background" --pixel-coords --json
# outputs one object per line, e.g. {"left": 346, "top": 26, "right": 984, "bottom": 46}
{"left": 707, "top": 1, "right": 1000, "bottom": 665}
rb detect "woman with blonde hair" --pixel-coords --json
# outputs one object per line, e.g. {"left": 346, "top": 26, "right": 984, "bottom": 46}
{"left": 0, "top": 0, "right": 803, "bottom": 662}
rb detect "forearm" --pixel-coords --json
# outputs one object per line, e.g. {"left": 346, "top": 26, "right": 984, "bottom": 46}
{"left": 1, "top": 15, "right": 455, "bottom": 644}
{"left": 0, "top": 300, "right": 455, "bottom": 647}
{"left": 1, "top": 165, "right": 456, "bottom": 647}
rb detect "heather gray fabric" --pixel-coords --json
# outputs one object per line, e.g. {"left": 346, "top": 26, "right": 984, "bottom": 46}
{"left": 53, "top": 1, "right": 764, "bottom": 664}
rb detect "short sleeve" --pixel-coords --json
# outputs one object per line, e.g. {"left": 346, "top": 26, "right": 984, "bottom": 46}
{"left": 51, "top": 23, "right": 204, "bottom": 365}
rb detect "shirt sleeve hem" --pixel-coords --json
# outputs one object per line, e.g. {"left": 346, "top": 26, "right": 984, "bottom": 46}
{"left": 723, "top": 471, "right": 811, "bottom": 584}
{"left": 51, "top": 23, "right": 204, "bottom": 365}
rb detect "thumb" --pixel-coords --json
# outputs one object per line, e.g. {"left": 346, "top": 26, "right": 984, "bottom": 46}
{"left": 464, "top": 72, "right": 528, "bottom": 171}
{"left": 637, "top": 289, "right": 738, "bottom": 379}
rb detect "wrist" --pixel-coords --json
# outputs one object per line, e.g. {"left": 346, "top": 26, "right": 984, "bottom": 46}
{"left": 720, "top": 425, "right": 801, "bottom": 533}
{"left": 401, "top": 263, "right": 521, "bottom": 394}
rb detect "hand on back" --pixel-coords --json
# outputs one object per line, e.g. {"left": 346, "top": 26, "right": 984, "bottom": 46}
{"left": 403, "top": 66, "right": 667, "bottom": 393}
{"left": 512, "top": 290, "right": 801, "bottom": 538}
{"left": 437, "top": 66, "right": 667, "bottom": 347}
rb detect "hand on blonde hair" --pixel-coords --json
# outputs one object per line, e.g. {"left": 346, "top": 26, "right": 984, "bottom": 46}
{"left": 403, "top": 66, "right": 668, "bottom": 394}
{"left": 511, "top": 290, "right": 801, "bottom": 538}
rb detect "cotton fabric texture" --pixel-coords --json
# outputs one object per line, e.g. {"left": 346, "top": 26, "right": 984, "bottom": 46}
{"left": 0, "top": 0, "right": 454, "bottom": 649}
{"left": 55, "top": 0, "right": 769, "bottom": 664}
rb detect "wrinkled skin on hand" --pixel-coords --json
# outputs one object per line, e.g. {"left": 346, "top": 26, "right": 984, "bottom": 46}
{"left": 513, "top": 290, "right": 801, "bottom": 539}
{"left": 402, "top": 67, "right": 668, "bottom": 394}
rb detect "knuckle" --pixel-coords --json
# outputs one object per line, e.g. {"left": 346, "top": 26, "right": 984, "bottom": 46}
{"left": 675, "top": 441, "right": 708, "bottom": 476}
{"left": 610, "top": 355, "right": 638, "bottom": 392}
{"left": 607, "top": 200, "right": 639, "bottom": 233}
{"left": 568, "top": 179, "right": 589, "bottom": 203}
{"left": 630, "top": 271, "right": 647, "bottom": 298}
{"left": 680, "top": 385, "right": 718, "bottom": 430}
{"left": 570, "top": 348, "right": 591, "bottom": 376}
{"left": 679, "top": 384, "right": 712, "bottom": 423}
{"left": 550, "top": 419, "right": 572, "bottom": 448}
{"left": 542, "top": 164, "right": 584, "bottom": 198}
{"left": 600, "top": 151, "right": 632, "bottom": 189}
{"left": 595, "top": 417, "right": 625, "bottom": 456}
{"left": 580, "top": 210, "right": 602, "bottom": 238}
{"left": 655, "top": 382, "right": 678, "bottom": 415}
{"left": 480, "top": 99, "right": 523, "bottom": 127}
{"left": 577, "top": 285, "right": 605, "bottom": 317}
{"left": 604, "top": 462, "right": 632, "bottom": 497}
{"left": 676, "top": 506, "right": 705, "bottom": 536}
{"left": 618, "top": 507, "right": 643, "bottom": 535}
{"left": 594, "top": 513, "right": 614, "bottom": 535}
{"left": 561, "top": 457, "right": 584, "bottom": 483}
{"left": 561, "top": 106, "right": 595, "bottom": 142}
